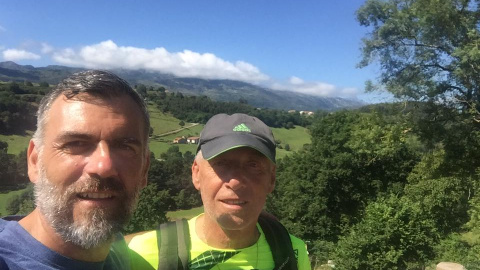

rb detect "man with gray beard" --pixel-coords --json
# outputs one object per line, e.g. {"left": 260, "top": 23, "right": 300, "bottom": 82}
{"left": 0, "top": 70, "right": 150, "bottom": 269}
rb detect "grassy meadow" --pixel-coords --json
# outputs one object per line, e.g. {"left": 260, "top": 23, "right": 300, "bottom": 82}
{"left": 0, "top": 133, "right": 32, "bottom": 155}
{"left": 166, "top": 206, "right": 204, "bottom": 221}
{"left": 0, "top": 188, "right": 26, "bottom": 216}
{"left": 0, "top": 103, "right": 311, "bottom": 159}
{"left": 273, "top": 125, "right": 311, "bottom": 160}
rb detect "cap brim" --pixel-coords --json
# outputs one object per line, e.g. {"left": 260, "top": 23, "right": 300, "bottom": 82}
{"left": 200, "top": 133, "right": 275, "bottom": 163}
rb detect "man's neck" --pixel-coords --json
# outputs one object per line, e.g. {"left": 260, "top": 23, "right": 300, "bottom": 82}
{"left": 196, "top": 214, "right": 259, "bottom": 249}
{"left": 18, "top": 208, "right": 111, "bottom": 262}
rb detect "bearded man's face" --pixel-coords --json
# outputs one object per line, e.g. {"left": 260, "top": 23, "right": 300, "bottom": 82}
{"left": 29, "top": 95, "right": 149, "bottom": 248}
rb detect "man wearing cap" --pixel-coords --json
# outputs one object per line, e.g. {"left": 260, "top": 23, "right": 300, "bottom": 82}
{"left": 128, "top": 113, "right": 311, "bottom": 270}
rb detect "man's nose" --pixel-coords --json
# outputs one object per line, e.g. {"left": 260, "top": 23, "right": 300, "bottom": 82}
{"left": 84, "top": 141, "right": 117, "bottom": 178}
{"left": 225, "top": 166, "right": 247, "bottom": 191}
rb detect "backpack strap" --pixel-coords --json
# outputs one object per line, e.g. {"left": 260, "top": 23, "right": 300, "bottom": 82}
{"left": 258, "top": 213, "right": 298, "bottom": 270}
{"left": 176, "top": 219, "right": 190, "bottom": 270}
{"left": 157, "top": 219, "right": 190, "bottom": 270}
{"left": 157, "top": 215, "right": 296, "bottom": 270}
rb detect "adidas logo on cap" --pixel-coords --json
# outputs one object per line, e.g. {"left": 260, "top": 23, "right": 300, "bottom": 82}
{"left": 233, "top": 123, "right": 251, "bottom": 132}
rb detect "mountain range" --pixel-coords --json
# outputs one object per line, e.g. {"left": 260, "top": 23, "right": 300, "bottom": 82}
{"left": 0, "top": 61, "right": 365, "bottom": 111}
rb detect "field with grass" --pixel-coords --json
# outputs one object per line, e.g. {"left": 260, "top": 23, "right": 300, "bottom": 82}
{"left": 0, "top": 133, "right": 32, "bottom": 155}
{"left": 0, "top": 103, "right": 311, "bottom": 159}
{"left": 0, "top": 188, "right": 27, "bottom": 216}
{"left": 273, "top": 125, "right": 311, "bottom": 160}
{"left": 166, "top": 206, "right": 204, "bottom": 221}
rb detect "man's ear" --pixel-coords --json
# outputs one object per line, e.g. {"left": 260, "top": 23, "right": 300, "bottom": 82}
{"left": 268, "top": 164, "right": 276, "bottom": 193}
{"left": 192, "top": 159, "right": 201, "bottom": 191}
{"left": 27, "top": 140, "right": 40, "bottom": 183}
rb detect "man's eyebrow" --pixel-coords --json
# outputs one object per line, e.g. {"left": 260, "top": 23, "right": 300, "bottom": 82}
{"left": 55, "top": 132, "right": 95, "bottom": 142}
{"left": 113, "top": 137, "right": 142, "bottom": 146}
{"left": 54, "top": 132, "right": 142, "bottom": 146}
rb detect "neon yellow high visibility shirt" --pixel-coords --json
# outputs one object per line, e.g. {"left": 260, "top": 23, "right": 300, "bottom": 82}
{"left": 128, "top": 215, "right": 311, "bottom": 270}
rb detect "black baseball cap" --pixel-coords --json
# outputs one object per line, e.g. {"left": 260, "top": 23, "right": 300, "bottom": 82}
{"left": 196, "top": 113, "right": 276, "bottom": 163}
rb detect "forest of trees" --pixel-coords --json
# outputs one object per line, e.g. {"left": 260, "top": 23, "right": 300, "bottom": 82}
{"left": 0, "top": 81, "right": 45, "bottom": 190}
{"left": 143, "top": 85, "right": 313, "bottom": 128}
{"left": 3, "top": 0, "right": 480, "bottom": 268}
{"left": 0, "top": 81, "right": 45, "bottom": 134}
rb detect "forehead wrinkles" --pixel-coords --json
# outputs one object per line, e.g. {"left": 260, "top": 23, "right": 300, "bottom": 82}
{"left": 46, "top": 96, "right": 132, "bottom": 132}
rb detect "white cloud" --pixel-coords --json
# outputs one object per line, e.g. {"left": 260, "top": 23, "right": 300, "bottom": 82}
{"left": 3, "top": 49, "right": 41, "bottom": 61}
{"left": 0, "top": 25, "right": 5, "bottom": 32}
{"left": 41, "top": 43, "right": 54, "bottom": 54}
{"left": 2, "top": 39, "right": 355, "bottom": 98}
{"left": 51, "top": 40, "right": 269, "bottom": 83}
{"left": 289, "top": 76, "right": 304, "bottom": 85}
{"left": 270, "top": 76, "right": 360, "bottom": 98}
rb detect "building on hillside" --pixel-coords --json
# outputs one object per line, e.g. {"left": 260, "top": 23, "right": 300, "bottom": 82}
{"left": 299, "top": 111, "right": 314, "bottom": 116}
{"left": 187, "top": 136, "right": 200, "bottom": 144}
{"left": 173, "top": 136, "right": 187, "bottom": 144}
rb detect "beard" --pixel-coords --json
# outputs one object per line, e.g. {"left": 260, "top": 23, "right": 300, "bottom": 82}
{"left": 34, "top": 162, "right": 141, "bottom": 249}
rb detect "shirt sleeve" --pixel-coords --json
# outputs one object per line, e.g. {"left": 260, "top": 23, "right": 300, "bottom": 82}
{"left": 290, "top": 234, "right": 312, "bottom": 270}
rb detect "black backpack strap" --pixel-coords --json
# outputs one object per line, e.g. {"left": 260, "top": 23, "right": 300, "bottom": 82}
{"left": 258, "top": 213, "right": 298, "bottom": 270}
{"left": 157, "top": 219, "right": 190, "bottom": 270}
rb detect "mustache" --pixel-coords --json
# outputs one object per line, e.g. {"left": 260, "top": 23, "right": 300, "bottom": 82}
{"left": 69, "top": 176, "right": 125, "bottom": 194}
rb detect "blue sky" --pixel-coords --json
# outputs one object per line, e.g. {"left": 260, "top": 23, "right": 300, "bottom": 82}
{"left": 0, "top": 0, "right": 390, "bottom": 103}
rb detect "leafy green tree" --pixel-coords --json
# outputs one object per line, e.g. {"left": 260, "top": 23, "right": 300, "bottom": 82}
{"left": 124, "top": 183, "right": 170, "bottom": 233}
{"left": 136, "top": 84, "right": 147, "bottom": 98}
{"left": 38, "top": 82, "right": 49, "bottom": 87}
{"left": 6, "top": 185, "right": 34, "bottom": 215}
{"left": 433, "top": 233, "right": 480, "bottom": 270}
{"left": 333, "top": 195, "right": 439, "bottom": 270}
{"left": 268, "top": 110, "right": 420, "bottom": 257}
{"left": 0, "top": 142, "right": 18, "bottom": 187}
{"left": 357, "top": 0, "right": 480, "bottom": 116}
{"left": 404, "top": 146, "right": 473, "bottom": 235}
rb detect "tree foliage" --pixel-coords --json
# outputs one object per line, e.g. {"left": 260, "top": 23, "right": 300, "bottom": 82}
{"left": 149, "top": 91, "right": 313, "bottom": 128}
{"left": 0, "top": 142, "right": 29, "bottom": 189}
{"left": 357, "top": 0, "right": 480, "bottom": 116}
{"left": 268, "top": 108, "right": 420, "bottom": 258}
{"left": 124, "top": 147, "right": 202, "bottom": 232}
{"left": 0, "top": 82, "right": 44, "bottom": 134}
{"left": 333, "top": 195, "right": 439, "bottom": 270}
{"left": 124, "top": 183, "right": 170, "bottom": 233}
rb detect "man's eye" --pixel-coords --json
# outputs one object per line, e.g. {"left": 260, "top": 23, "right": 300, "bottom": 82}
{"left": 247, "top": 161, "right": 259, "bottom": 167}
{"left": 64, "top": 141, "right": 87, "bottom": 148}
{"left": 113, "top": 141, "right": 137, "bottom": 154}
{"left": 62, "top": 141, "right": 90, "bottom": 153}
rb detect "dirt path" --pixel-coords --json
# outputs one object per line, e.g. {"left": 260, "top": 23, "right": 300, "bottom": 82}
{"left": 156, "top": 123, "right": 200, "bottom": 137}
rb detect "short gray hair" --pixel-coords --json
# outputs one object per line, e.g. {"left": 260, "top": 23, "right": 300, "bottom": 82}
{"left": 32, "top": 70, "right": 150, "bottom": 149}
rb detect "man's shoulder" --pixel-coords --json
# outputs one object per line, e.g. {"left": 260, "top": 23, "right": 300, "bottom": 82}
{"left": 127, "top": 219, "right": 191, "bottom": 251}
{"left": 125, "top": 230, "right": 156, "bottom": 244}
{"left": 289, "top": 234, "right": 307, "bottom": 249}
{"left": 126, "top": 229, "right": 158, "bottom": 254}
{"left": 0, "top": 217, "right": 20, "bottom": 240}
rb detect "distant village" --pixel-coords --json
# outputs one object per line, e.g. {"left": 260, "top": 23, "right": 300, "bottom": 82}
{"left": 172, "top": 136, "right": 200, "bottom": 144}
{"left": 172, "top": 110, "right": 313, "bottom": 144}
{"left": 289, "top": 110, "right": 315, "bottom": 116}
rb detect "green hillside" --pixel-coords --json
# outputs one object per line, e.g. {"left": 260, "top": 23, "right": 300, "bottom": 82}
{"left": 273, "top": 126, "right": 310, "bottom": 159}
{"left": 0, "top": 103, "right": 311, "bottom": 158}
{"left": 0, "top": 133, "right": 31, "bottom": 155}
{"left": 0, "top": 189, "right": 26, "bottom": 216}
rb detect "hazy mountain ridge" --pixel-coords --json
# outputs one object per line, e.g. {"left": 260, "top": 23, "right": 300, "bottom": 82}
{"left": 0, "top": 61, "right": 365, "bottom": 111}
